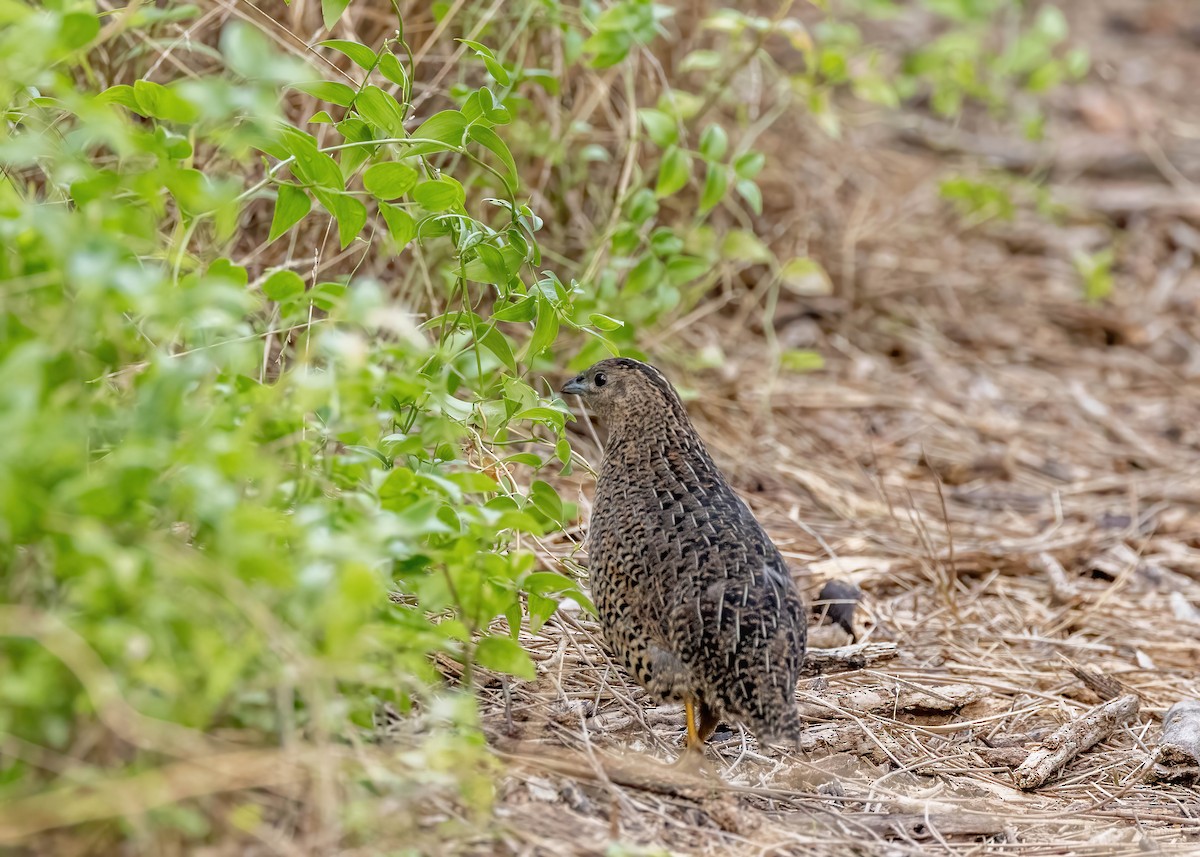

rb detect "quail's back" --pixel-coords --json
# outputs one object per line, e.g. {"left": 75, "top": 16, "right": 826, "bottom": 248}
{"left": 561, "top": 358, "right": 807, "bottom": 750}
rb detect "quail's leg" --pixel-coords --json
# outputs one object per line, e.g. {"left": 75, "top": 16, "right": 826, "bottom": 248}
{"left": 683, "top": 698, "right": 704, "bottom": 753}
{"left": 669, "top": 698, "right": 707, "bottom": 770}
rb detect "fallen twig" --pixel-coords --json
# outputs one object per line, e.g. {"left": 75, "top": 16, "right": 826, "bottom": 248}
{"left": 1151, "top": 699, "right": 1200, "bottom": 784}
{"left": 800, "top": 642, "right": 898, "bottom": 677}
{"left": 799, "top": 682, "right": 985, "bottom": 719}
{"left": 1013, "top": 694, "right": 1140, "bottom": 790}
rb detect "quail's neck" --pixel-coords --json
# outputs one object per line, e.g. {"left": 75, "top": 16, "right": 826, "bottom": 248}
{"left": 601, "top": 405, "right": 714, "bottom": 479}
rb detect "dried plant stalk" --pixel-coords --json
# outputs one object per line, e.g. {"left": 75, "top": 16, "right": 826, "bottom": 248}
{"left": 800, "top": 642, "right": 899, "bottom": 676}
{"left": 1013, "top": 694, "right": 1139, "bottom": 790}
{"left": 1151, "top": 700, "right": 1200, "bottom": 784}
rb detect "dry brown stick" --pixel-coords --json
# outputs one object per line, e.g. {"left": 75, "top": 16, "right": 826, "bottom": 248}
{"left": 798, "top": 683, "right": 985, "bottom": 720}
{"left": 844, "top": 812, "right": 1006, "bottom": 840}
{"left": 800, "top": 642, "right": 899, "bottom": 676}
{"left": 1151, "top": 700, "right": 1200, "bottom": 784}
{"left": 1061, "top": 658, "right": 1127, "bottom": 702}
{"left": 1012, "top": 694, "right": 1140, "bottom": 790}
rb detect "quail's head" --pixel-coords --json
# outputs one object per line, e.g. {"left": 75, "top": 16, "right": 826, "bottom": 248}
{"left": 560, "top": 358, "right": 679, "bottom": 425}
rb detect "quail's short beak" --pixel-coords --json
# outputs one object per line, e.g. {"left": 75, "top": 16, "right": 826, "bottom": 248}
{"left": 561, "top": 376, "right": 587, "bottom": 396}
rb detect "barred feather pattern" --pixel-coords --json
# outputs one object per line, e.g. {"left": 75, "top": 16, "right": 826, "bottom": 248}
{"left": 571, "top": 358, "right": 807, "bottom": 747}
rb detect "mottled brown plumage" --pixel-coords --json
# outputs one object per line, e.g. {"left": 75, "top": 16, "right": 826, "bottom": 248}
{"left": 561, "top": 358, "right": 807, "bottom": 751}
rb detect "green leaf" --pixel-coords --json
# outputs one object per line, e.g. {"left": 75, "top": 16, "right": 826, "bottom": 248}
{"left": 363, "top": 162, "right": 419, "bottom": 199}
{"left": 98, "top": 84, "right": 140, "bottom": 111}
{"left": 319, "top": 39, "right": 378, "bottom": 70}
{"left": 1033, "top": 5, "right": 1068, "bottom": 42}
{"left": 666, "top": 255, "right": 709, "bottom": 285}
{"left": 475, "top": 244, "right": 510, "bottom": 283}
{"left": 699, "top": 124, "right": 728, "bottom": 161}
{"left": 524, "top": 300, "right": 559, "bottom": 360}
{"left": 637, "top": 108, "right": 677, "bottom": 148}
{"left": 698, "top": 163, "right": 728, "bottom": 214}
{"left": 626, "top": 188, "right": 658, "bottom": 225}
{"left": 268, "top": 185, "right": 311, "bottom": 243}
{"left": 650, "top": 228, "right": 683, "bottom": 256}
{"left": 291, "top": 80, "right": 357, "bottom": 107}
{"left": 498, "top": 452, "right": 544, "bottom": 468}
{"left": 321, "top": 0, "right": 352, "bottom": 30}
{"left": 283, "top": 129, "right": 344, "bottom": 190}
{"left": 379, "top": 203, "right": 417, "bottom": 248}
{"left": 132, "top": 80, "right": 198, "bottom": 123}
{"left": 655, "top": 146, "right": 691, "bottom": 198}
{"left": 513, "top": 406, "right": 568, "bottom": 427}
{"left": 529, "top": 480, "right": 563, "bottom": 521}
{"left": 626, "top": 255, "right": 664, "bottom": 294}
{"left": 523, "top": 571, "right": 580, "bottom": 597}
{"left": 310, "top": 280, "right": 347, "bottom": 311}
{"left": 59, "top": 11, "right": 100, "bottom": 51}
{"left": 680, "top": 49, "right": 721, "bottom": 72}
{"left": 221, "top": 20, "right": 306, "bottom": 83}
{"left": 407, "top": 110, "right": 468, "bottom": 157}
{"left": 1074, "top": 247, "right": 1114, "bottom": 303}
{"left": 413, "top": 178, "right": 465, "bottom": 211}
{"left": 262, "top": 269, "right": 305, "bottom": 301}
{"left": 444, "top": 471, "right": 502, "bottom": 493}
{"left": 468, "top": 124, "right": 517, "bottom": 187}
{"left": 1065, "top": 48, "right": 1090, "bottom": 80}
{"left": 379, "top": 52, "right": 409, "bottom": 89}
{"left": 588, "top": 313, "right": 623, "bottom": 331}
{"left": 733, "top": 151, "right": 765, "bottom": 180}
{"left": 779, "top": 257, "right": 832, "bottom": 296}
{"left": 491, "top": 296, "right": 537, "bottom": 323}
{"left": 527, "top": 594, "right": 557, "bottom": 632}
{"left": 780, "top": 350, "right": 825, "bottom": 373}
{"left": 316, "top": 191, "right": 367, "bottom": 248}
{"left": 735, "top": 179, "right": 762, "bottom": 215}
{"left": 479, "top": 326, "right": 517, "bottom": 372}
{"left": 456, "top": 38, "right": 496, "bottom": 60}
{"left": 355, "top": 85, "right": 407, "bottom": 136}
{"left": 474, "top": 636, "right": 536, "bottom": 680}
{"left": 721, "top": 229, "right": 773, "bottom": 264}
{"left": 482, "top": 56, "right": 511, "bottom": 86}
{"left": 457, "top": 39, "right": 511, "bottom": 85}
{"left": 335, "top": 117, "right": 374, "bottom": 177}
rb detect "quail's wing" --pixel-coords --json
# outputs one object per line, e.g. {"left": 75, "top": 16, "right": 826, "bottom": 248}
{"left": 667, "top": 545, "right": 806, "bottom": 722}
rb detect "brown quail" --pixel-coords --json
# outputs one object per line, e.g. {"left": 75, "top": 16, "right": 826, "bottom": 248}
{"left": 561, "top": 358, "right": 807, "bottom": 753}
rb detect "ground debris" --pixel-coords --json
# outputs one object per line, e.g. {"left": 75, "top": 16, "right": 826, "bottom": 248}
{"left": 1151, "top": 700, "right": 1200, "bottom": 784}
{"left": 1013, "top": 694, "right": 1140, "bottom": 790}
{"left": 799, "top": 682, "right": 985, "bottom": 720}
{"left": 801, "top": 641, "right": 899, "bottom": 676}
{"left": 845, "top": 811, "right": 1006, "bottom": 840}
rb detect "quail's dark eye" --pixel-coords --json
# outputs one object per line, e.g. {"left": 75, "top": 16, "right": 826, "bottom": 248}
{"left": 594, "top": 372, "right": 607, "bottom": 387}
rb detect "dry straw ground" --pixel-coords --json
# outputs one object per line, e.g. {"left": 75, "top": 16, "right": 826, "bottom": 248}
{"left": 454, "top": 1, "right": 1200, "bottom": 854}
